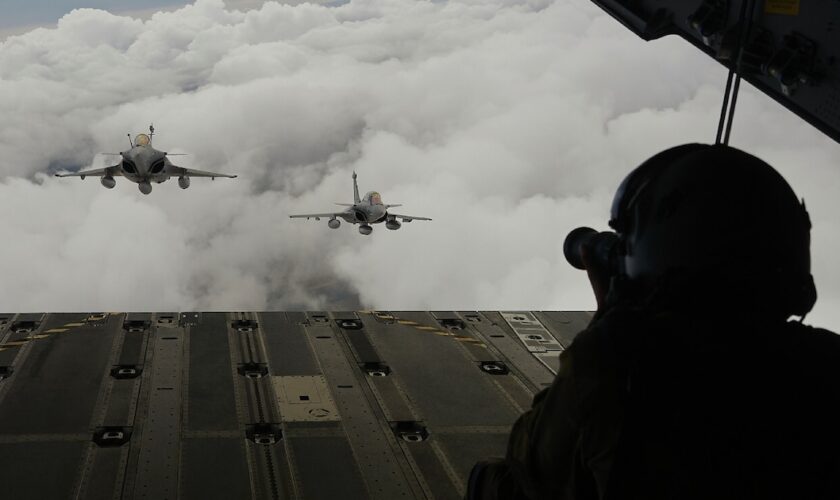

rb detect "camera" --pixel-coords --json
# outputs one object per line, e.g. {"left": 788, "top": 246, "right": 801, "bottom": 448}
{"left": 563, "top": 227, "right": 619, "bottom": 272}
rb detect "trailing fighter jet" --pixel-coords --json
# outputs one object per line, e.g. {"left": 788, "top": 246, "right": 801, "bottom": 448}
{"left": 55, "top": 125, "right": 237, "bottom": 195}
{"left": 290, "top": 172, "right": 431, "bottom": 235}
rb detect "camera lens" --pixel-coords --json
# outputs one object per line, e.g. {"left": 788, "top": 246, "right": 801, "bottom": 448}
{"left": 563, "top": 227, "right": 598, "bottom": 270}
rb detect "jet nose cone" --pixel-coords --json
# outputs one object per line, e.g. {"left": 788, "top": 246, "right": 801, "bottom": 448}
{"left": 125, "top": 148, "right": 144, "bottom": 163}
{"left": 130, "top": 149, "right": 156, "bottom": 174}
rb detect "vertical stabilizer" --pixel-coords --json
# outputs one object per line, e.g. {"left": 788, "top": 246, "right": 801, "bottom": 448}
{"left": 353, "top": 171, "right": 361, "bottom": 204}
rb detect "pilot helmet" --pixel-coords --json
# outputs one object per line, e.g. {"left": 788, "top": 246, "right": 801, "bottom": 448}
{"left": 608, "top": 144, "right": 816, "bottom": 317}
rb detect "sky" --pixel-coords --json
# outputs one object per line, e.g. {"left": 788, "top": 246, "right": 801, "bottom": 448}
{"left": 0, "top": 1, "right": 174, "bottom": 27}
{"left": 0, "top": 0, "right": 289, "bottom": 36}
{"left": 0, "top": 1, "right": 181, "bottom": 37}
{"left": 0, "top": 0, "right": 838, "bottom": 330}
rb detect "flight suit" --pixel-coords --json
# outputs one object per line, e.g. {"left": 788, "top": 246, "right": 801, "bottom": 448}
{"left": 468, "top": 306, "right": 840, "bottom": 500}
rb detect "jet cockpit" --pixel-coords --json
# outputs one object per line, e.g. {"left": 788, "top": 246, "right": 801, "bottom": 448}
{"left": 134, "top": 133, "right": 151, "bottom": 147}
{"left": 365, "top": 192, "right": 383, "bottom": 205}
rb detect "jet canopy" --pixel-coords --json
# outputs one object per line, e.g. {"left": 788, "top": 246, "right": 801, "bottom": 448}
{"left": 366, "top": 192, "right": 382, "bottom": 205}
{"left": 134, "top": 133, "right": 151, "bottom": 147}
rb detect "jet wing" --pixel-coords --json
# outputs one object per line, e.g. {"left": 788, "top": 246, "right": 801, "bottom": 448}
{"left": 389, "top": 213, "right": 432, "bottom": 222}
{"left": 54, "top": 166, "right": 122, "bottom": 179}
{"left": 166, "top": 165, "right": 237, "bottom": 179}
{"left": 289, "top": 213, "right": 343, "bottom": 220}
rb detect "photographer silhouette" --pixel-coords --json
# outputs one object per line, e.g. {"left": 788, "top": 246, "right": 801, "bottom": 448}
{"left": 467, "top": 144, "right": 840, "bottom": 500}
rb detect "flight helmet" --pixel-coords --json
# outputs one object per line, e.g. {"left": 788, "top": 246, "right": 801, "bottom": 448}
{"left": 607, "top": 144, "right": 815, "bottom": 317}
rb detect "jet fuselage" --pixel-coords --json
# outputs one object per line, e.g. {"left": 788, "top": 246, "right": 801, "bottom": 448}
{"left": 119, "top": 142, "right": 174, "bottom": 186}
{"left": 289, "top": 173, "right": 431, "bottom": 234}
{"left": 55, "top": 126, "right": 235, "bottom": 194}
{"left": 339, "top": 197, "right": 388, "bottom": 225}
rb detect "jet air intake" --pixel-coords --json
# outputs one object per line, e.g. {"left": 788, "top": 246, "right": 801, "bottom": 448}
{"left": 178, "top": 176, "right": 190, "bottom": 189}
{"left": 138, "top": 181, "right": 152, "bottom": 195}
{"left": 354, "top": 210, "right": 367, "bottom": 223}
{"left": 122, "top": 158, "right": 137, "bottom": 174}
{"left": 101, "top": 176, "right": 116, "bottom": 189}
{"left": 150, "top": 158, "right": 166, "bottom": 174}
{"left": 359, "top": 225, "right": 373, "bottom": 235}
{"left": 386, "top": 219, "right": 401, "bottom": 230}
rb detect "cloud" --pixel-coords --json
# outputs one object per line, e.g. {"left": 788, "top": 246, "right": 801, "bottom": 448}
{"left": 0, "top": 0, "right": 838, "bottom": 330}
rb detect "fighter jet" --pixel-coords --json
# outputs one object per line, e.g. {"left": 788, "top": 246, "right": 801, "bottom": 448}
{"left": 290, "top": 172, "right": 431, "bottom": 235}
{"left": 55, "top": 125, "right": 237, "bottom": 195}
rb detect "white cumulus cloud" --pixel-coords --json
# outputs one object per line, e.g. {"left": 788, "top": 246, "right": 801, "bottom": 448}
{"left": 0, "top": 0, "right": 837, "bottom": 330}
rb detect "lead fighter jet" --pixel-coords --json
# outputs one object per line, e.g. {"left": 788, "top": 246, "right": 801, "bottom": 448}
{"left": 290, "top": 172, "right": 431, "bottom": 235}
{"left": 55, "top": 125, "right": 237, "bottom": 195}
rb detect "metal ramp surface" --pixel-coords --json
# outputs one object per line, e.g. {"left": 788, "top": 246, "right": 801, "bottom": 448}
{"left": 0, "top": 311, "right": 591, "bottom": 499}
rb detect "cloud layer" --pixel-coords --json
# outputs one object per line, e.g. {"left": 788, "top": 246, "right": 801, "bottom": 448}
{"left": 0, "top": 0, "right": 838, "bottom": 329}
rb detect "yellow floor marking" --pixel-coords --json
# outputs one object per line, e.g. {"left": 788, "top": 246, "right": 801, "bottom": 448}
{"left": 415, "top": 326, "right": 438, "bottom": 331}
{"left": 434, "top": 332, "right": 454, "bottom": 336}
{"left": 398, "top": 320, "right": 419, "bottom": 325}
{"left": 63, "top": 323, "right": 85, "bottom": 327}
{"left": 44, "top": 329, "right": 69, "bottom": 334}
{"left": 30, "top": 334, "right": 50, "bottom": 339}
{"left": 1, "top": 341, "right": 28, "bottom": 347}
